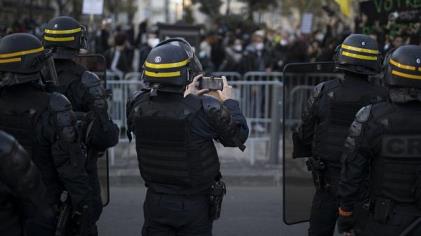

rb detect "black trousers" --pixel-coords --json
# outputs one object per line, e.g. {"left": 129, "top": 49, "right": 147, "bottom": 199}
{"left": 308, "top": 189, "right": 338, "bottom": 236}
{"left": 86, "top": 156, "right": 103, "bottom": 236}
{"left": 142, "top": 190, "right": 213, "bottom": 236}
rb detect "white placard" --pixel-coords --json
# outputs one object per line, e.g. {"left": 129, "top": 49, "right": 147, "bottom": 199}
{"left": 300, "top": 13, "right": 313, "bottom": 34}
{"left": 82, "top": 0, "right": 104, "bottom": 15}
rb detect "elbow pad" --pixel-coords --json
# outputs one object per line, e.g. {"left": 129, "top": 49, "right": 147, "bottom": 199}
{"left": 202, "top": 96, "right": 233, "bottom": 132}
{"left": 81, "top": 71, "right": 108, "bottom": 111}
{"left": 49, "top": 93, "right": 78, "bottom": 142}
{"left": 0, "top": 131, "right": 41, "bottom": 193}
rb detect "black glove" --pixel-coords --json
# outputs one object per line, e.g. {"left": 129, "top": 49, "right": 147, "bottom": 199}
{"left": 337, "top": 213, "right": 354, "bottom": 234}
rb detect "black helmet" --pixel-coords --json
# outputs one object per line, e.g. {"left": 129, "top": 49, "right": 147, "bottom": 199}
{"left": 0, "top": 33, "right": 57, "bottom": 87}
{"left": 43, "top": 16, "right": 87, "bottom": 52}
{"left": 384, "top": 45, "right": 421, "bottom": 89}
{"left": 335, "top": 34, "right": 382, "bottom": 75}
{"left": 142, "top": 38, "right": 202, "bottom": 88}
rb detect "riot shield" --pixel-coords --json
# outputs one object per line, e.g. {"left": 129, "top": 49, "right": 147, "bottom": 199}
{"left": 283, "top": 62, "right": 342, "bottom": 224}
{"left": 73, "top": 54, "right": 110, "bottom": 206}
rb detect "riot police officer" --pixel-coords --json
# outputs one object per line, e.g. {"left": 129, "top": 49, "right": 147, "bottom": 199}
{"left": 338, "top": 45, "right": 421, "bottom": 236}
{"left": 0, "top": 33, "right": 93, "bottom": 235}
{"left": 0, "top": 130, "right": 55, "bottom": 236}
{"left": 292, "top": 34, "right": 388, "bottom": 236}
{"left": 42, "top": 16, "right": 119, "bottom": 235}
{"left": 126, "top": 38, "right": 249, "bottom": 236}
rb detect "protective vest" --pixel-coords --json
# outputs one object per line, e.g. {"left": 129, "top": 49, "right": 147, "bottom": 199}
{"left": 314, "top": 78, "right": 385, "bottom": 166}
{"left": 372, "top": 103, "right": 421, "bottom": 204}
{"left": 133, "top": 93, "right": 220, "bottom": 188}
{"left": 0, "top": 85, "right": 60, "bottom": 203}
{"left": 0, "top": 86, "right": 48, "bottom": 155}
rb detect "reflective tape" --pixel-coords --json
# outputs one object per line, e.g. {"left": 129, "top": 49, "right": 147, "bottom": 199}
{"left": 389, "top": 59, "right": 416, "bottom": 71}
{"left": 391, "top": 70, "right": 421, "bottom": 80}
{"left": 44, "top": 36, "right": 75, "bottom": 42}
{"left": 341, "top": 44, "right": 379, "bottom": 54}
{"left": 0, "top": 47, "right": 44, "bottom": 58}
{"left": 145, "top": 59, "right": 189, "bottom": 69}
{"left": 341, "top": 51, "right": 378, "bottom": 61}
{"left": 144, "top": 70, "right": 181, "bottom": 78}
{"left": 0, "top": 57, "right": 22, "bottom": 64}
{"left": 44, "top": 28, "right": 82, "bottom": 35}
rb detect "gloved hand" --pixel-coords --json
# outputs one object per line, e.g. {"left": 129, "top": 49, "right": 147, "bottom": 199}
{"left": 337, "top": 208, "right": 354, "bottom": 235}
{"left": 206, "top": 76, "right": 233, "bottom": 102}
{"left": 184, "top": 74, "right": 209, "bottom": 97}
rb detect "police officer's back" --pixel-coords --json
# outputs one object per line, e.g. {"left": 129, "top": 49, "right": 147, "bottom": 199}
{"left": 0, "top": 33, "right": 93, "bottom": 233}
{"left": 127, "top": 38, "right": 249, "bottom": 236}
{"left": 338, "top": 45, "right": 421, "bottom": 236}
{"left": 42, "top": 16, "right": 118, "bottom": 150}
{"left": 0, "top": 131, "right": 54, "bottom": 236}
{"left": 43, "top": 16, "right": 119, "bottom": 234}
{"left": 293, "top": 34, "right": 388, "bottom": 236}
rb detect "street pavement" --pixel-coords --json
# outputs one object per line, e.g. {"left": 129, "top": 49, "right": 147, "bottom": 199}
{"left": 98, "top": 140, "right": 322, "bottom": 235}
{"left": 98, "top": 184, "right": 283, "bottom": 236}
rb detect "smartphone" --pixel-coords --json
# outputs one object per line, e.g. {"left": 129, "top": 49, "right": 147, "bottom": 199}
{"left": 199, "top": 77, "right": 224, "bottom": 91}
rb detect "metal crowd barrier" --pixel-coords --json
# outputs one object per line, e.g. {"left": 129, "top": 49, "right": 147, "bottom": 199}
{"left": 105, "top": 71, "right": 342, "bottom": 165}
{"left": 106, "top": 72, "right": 283, "bottom": 165}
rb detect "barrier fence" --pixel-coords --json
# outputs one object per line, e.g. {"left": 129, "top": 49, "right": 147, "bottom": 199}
{"left": 106, "top": 71, "right": 341, "bottom": 165}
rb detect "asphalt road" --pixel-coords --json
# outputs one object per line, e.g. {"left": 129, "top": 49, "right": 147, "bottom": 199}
{"left": 98, "top": 184, "right": 284, "bottom": 236}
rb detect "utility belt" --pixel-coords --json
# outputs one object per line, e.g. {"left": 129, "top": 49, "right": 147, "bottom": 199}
{"left": 306, "top": 157, "right": 335, "bottom": 191}
{"left": 371, "top": 197, "right": 421, "bottom": 224}
{"left": 147, "top": 180, "right": 227, "bottom": 221}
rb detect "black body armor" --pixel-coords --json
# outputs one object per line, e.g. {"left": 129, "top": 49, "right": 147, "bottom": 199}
{"left": 131, "top": 93, "right": 220, "bottom": 189}
{"left": 369, "top": 103, "right": 421, "bottom": 205}
{"left": 0, "top": 86, "right": 61, "bottom": 203}
{"left": 0, "top": 84, "right": 84, "bottom": 206}
{"left": 0, "top": 131, "right": 54, "bottom": 236}
{"left": 312, "top": 76, "right": 386, "bottom": 167}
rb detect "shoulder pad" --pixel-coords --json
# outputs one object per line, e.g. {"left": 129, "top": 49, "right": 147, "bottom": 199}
{"left": 202, "top": 95, "right": 222, "bottom": 113}
{"left": 81, "top": 71, "right": 101, "bottom": 88}
{"left": 0, "top": 131, "right": 16, "bottom": 157}
{"left": 127, "top": 90, "right": 149, "bottom": 115}
{"left": 355, "top": 105, "right": 372, "bottom": 123}
{"left": 312, "top": 82, "right": 325, "bottom": 98}
{"left": 128, "top": 90, "right": 148, "bottom": 104}
{"left": 49, "top": 92, "right": 72, "bottom": 112}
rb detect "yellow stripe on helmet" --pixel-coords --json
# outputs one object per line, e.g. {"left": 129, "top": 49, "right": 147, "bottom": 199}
{"left": 144, "top": 70, "right": 181, "bottom": 78}
{"left": 389, "top": 59, "right": 416, "bottom": 71}
{"left": 0, "top": 57, "right": 22, "bottom": 64}
{"left": 0, "top": 47, "right": 44, "bottom": 59}
{"left": 341, "top": 44, "right": 379, "bottom": 55}
{"left": 341, "top": 51, "right": 378, "bottom": 61}
{"left": 44, "top": 28, "right": 82, "bottom": 35}
{"left": 44, "top": 36, "right": 75, "bottom": 42}
{"left": 391, "top": 70, "right": 421, "bottom": 80}
{"left": 145, "top": 59, "right": 189, "bottom": 69}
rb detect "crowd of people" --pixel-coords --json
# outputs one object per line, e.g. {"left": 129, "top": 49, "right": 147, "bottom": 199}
{"left": 2, "top": 12, "right": 420, "bottom": 79}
